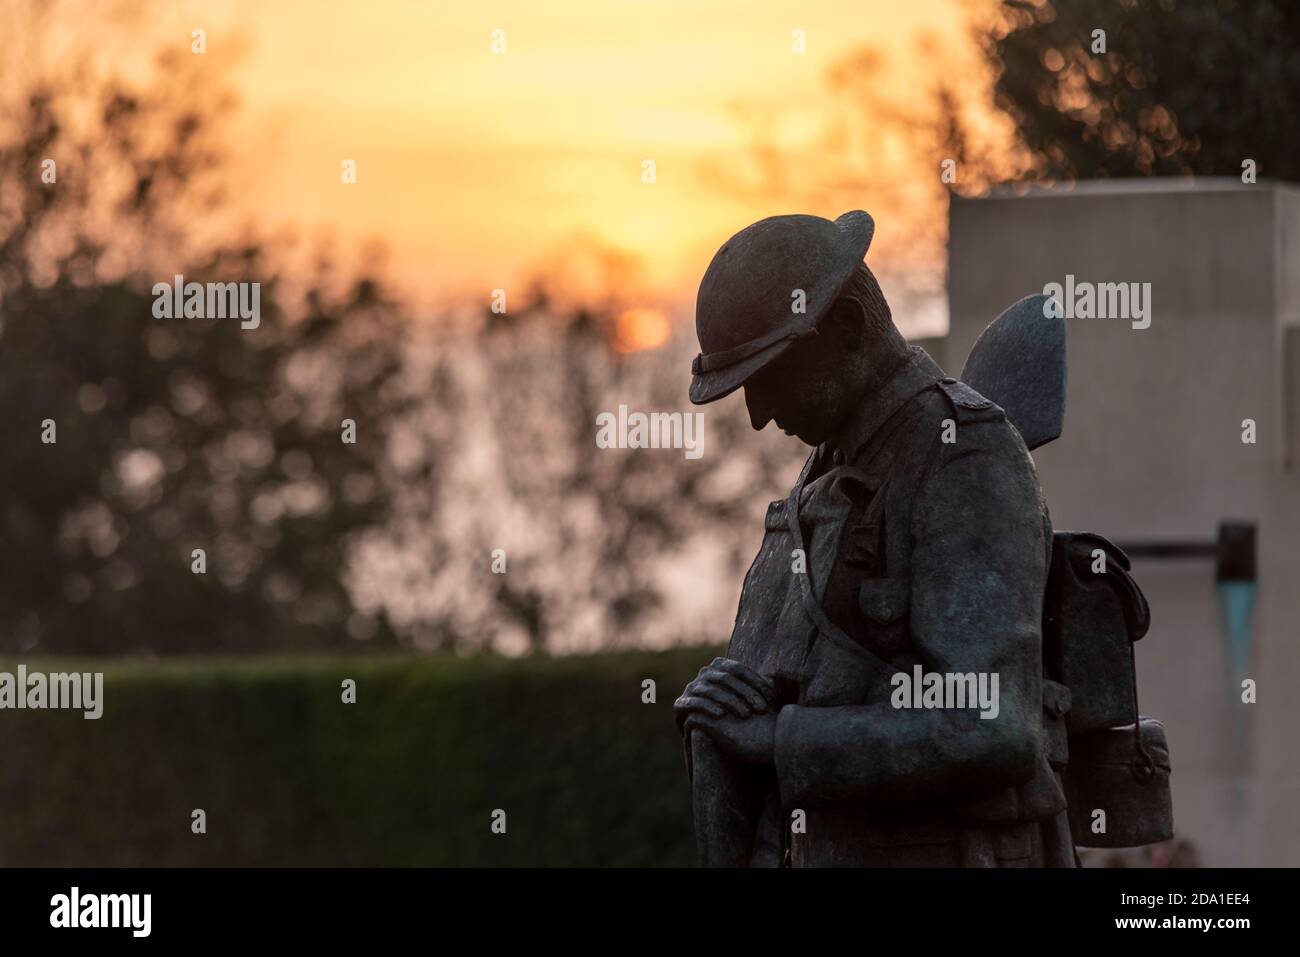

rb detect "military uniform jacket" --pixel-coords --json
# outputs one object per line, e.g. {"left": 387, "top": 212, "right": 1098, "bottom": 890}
{"left": 694, "top": 347, "right": 1074, "bottom": 867}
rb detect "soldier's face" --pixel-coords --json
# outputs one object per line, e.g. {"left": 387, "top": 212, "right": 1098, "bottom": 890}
{"left": 743, "top": 328, "right": 861, "bottom": 446}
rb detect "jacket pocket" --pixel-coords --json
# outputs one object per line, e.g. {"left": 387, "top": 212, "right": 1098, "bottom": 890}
{"left": 858, "top": 577, "right": 909, "bottom": 625}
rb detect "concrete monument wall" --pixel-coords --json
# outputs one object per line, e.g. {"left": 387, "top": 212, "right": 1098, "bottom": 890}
{"left": 946, "top": 179, "right": 1300, "bottom": 866}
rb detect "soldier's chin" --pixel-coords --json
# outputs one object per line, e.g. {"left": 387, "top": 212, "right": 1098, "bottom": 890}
{"left": 779, "top": 423, "right": 819, "bottom": 445}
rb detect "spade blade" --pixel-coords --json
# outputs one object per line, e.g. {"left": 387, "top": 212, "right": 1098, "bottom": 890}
{"left": 959, "top": 293, "right": 1066, "bottom": 451}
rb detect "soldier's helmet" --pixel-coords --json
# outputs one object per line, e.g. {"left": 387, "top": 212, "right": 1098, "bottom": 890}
{"left": 689, "top": 210, "right": 874, "bottom": 405}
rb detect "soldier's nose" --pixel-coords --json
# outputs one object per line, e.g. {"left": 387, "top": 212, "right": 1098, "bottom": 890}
{"left": 744, "top": 389, "right": 772, "bottom": 431}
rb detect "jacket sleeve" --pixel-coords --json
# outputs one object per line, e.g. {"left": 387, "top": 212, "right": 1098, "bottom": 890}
{"left": 772, "top": 421, "right": 1047, "bottom": 808}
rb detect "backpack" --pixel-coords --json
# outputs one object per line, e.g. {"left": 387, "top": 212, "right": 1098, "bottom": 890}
{"left": 962, "top": 295, "right": 1173, "bottom": 850}
{"left": 1043, "top": 531, "right": 1172, "bottom": 847}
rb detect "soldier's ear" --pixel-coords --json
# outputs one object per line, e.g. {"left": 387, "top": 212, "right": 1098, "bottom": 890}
{"left": 826, "top": 297, "right": 867, "bottom": 350}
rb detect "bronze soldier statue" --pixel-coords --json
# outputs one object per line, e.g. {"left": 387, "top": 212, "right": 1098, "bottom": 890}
{"left": 674, "top": 210, "right": 1171, "bottom": 867}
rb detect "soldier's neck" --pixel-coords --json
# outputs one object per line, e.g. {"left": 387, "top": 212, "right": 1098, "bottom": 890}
{"left": 820, "top": 341, "right": 912, "bottom": 455}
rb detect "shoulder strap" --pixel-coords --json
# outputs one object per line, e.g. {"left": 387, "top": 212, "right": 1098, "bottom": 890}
{"left": 882, "top": 388, "right": 949, "bottom": 581}
{"left": 784, "top": 384, "right": 946, "bottom": 666}
{"left": 784, "top": 453, "right": 889, "bottom": 667}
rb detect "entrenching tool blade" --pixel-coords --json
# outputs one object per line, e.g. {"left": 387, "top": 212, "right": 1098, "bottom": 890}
{"left": 959, "top": 293, "right": 1066, "bottom": 451}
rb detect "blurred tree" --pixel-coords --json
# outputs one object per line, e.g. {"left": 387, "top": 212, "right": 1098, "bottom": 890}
{"left": 982, "top": 0, "right": 1300, "bottom": 181}
{"left": 345, "top": 279, "right": 802, "bottom": 655}
{"left": 0, "top": 41, "right": 414, "bottom": 653}
{"left": 466, "top": 295, "right": 792, "bottom": 653}
{"left": 0, "top": 2, "right": 800, "bottom": 657}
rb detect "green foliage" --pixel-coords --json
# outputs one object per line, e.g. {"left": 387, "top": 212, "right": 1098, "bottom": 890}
{"left": 0, "top": 647, "right": 713, "bottom": 866}
{"left": 986, "top": 0, "right": 1300, "bottom": 180}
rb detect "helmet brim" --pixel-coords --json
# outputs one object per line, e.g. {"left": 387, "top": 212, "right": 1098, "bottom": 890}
{"left": 687, "top": 210, "right": 874, "bottom": 406}
{"left": 688, "top": 336, "right": 799, "bottom": 405}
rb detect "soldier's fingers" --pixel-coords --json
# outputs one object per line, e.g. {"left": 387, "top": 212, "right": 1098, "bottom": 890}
{"left": 686, "top": 675, "right": 752, "bottom": 709}
{"left": 684, "top": 680, "right": 753, "bottom": 717}
{"left": 674, "top": 695, "right": 725, "bottom": 720}
{"left": 712, "top": 657, "right": 774, "bottom": 688}
{"left": 701, "top": 659, "right": 735, "bottom": 680}
{"left": 702, "top": 672, "right": 769, "bottom": 712}
{"left": 710, "top": 659, "right": 776, "bottom": 698}
{"left": 690, "top": 661, "right": 723, "bottom": 690}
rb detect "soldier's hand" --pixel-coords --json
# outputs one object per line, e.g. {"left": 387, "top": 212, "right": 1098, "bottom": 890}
{"left": 674, "top": 658, "right": 777, "bottom": 730}
{"left": 683, "top": 709, "right": 778, "bottom": 766}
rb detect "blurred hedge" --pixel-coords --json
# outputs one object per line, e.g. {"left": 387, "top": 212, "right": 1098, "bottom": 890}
{"left": 0, "top": 647, "right": 717, "bottom": 866}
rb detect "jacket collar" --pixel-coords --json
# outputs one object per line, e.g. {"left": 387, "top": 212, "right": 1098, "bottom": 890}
{"left": 824, "top": 345, "right": 946, "bottom": 465}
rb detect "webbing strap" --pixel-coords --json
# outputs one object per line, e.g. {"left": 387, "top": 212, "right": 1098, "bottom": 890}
{"left": 784, "top": 453, "right": 879, "bottom": 664}
{"left": 784, "top": 388, "right": 945, "bottom": 667}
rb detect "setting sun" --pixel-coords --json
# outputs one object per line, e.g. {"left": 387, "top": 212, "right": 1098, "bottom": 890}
{"left": 613, "top": 306, "right": 671, "bottom": 352}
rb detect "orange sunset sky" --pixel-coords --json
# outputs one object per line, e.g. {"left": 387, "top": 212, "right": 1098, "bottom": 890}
{"left": 25, "top": 0, "right": 999, "bottom": 336}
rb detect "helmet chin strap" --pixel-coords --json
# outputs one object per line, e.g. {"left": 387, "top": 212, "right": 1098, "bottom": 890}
{"left": 691, "top": 320, "right": 818, "bottom": 376}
